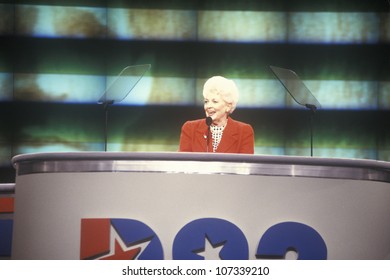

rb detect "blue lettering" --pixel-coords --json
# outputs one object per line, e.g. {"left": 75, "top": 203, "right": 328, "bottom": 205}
{"left": 256, "top": 222, "right": 327, "bottom": 260}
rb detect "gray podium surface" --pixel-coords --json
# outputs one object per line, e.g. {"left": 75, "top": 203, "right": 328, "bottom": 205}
{"left": 9, "top": 152, "right": 390, "bottom": 260}
{"left": 12, "top": 152, "right": 390, "bottom": 182}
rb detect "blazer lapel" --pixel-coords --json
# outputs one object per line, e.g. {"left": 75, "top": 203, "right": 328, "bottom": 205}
{"left": 196, "top": 122, "right": 209, "bottom": 152}
{"left": 216, "top": 118, "right": 239, "bottom": 153}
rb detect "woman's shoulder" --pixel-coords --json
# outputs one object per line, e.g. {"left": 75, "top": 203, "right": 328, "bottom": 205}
{"left": 229, "top": 118, "right": 254, "bottom": 136}
{"left": 182, "top": 118, "right": 205, "bottom": 129}
{"left": 185, "top": 118, "right": 204, "bottom": 124}
{"left": 229, "top": 118, "right": 253, "bottom": 128}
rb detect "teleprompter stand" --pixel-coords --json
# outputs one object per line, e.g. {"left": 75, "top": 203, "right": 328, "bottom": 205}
{"left": 270, "top": 66, "right": 321, "bottom": 157}
{"left": 97, "top": 64, "right": 151, "bottom": 151}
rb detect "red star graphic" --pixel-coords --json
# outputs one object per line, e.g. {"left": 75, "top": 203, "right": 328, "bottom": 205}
{"left": 100, "top": 239, "right": 141, "bottom": 260}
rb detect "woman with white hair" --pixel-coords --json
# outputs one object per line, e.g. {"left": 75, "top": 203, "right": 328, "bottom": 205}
{"left": 179, "top": 76, "right": 254, "bottom": 154}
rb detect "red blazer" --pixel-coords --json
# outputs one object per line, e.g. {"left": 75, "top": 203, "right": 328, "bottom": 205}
{"left": 179, "top": 118, "right": 254, "bottom": 154}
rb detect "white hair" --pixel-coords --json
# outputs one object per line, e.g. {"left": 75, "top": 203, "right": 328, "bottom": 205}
{"left": 202, "top": 76, "right": 239, "bottom": 114}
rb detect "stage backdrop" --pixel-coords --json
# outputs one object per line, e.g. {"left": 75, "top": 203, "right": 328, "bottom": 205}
{"left": 1, "top": 0, "right": 390, "bottom": 177}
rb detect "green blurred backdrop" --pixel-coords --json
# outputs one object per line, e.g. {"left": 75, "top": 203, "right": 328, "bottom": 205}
{"left": 1, "top": 0, "right": 390, "bottom": 182}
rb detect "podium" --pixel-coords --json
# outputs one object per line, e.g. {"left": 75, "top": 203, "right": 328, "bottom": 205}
{"left": 0, "top": 183, "right": 14, "bottom": 259}
{"left": 10, "top": 152, "right": 390, "bottom": 259}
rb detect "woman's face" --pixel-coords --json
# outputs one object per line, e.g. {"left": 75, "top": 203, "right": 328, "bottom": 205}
{"left": 203, "top": 91, "right": 231, "bottom": 126}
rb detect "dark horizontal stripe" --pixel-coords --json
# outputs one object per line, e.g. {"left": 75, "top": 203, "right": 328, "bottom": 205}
{"left": 1, "top": 37, "right": 389, "bottom": 80}
{"left": 7, "top": 0, "right": 390, "bottom": 12}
